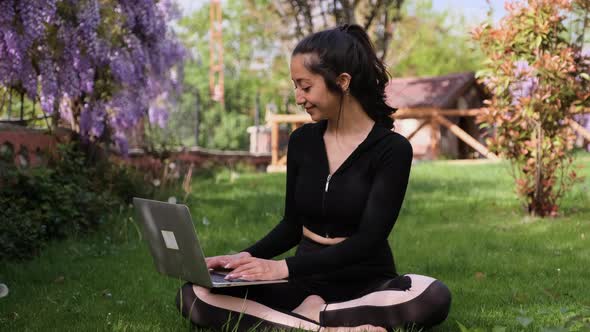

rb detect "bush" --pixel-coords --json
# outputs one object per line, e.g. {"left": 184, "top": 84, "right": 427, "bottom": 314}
{"left": 472, "top": 0, "right": 590, "bottom": 217}
{"left": 0, "top": 143, "right": 150, "bottom": 260}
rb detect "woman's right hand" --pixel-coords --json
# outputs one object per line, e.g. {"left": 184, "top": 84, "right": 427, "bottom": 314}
{"left": 205, "top": 252, "right": 252, "bottom": 270}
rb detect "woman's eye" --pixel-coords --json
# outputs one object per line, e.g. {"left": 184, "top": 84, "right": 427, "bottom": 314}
{"left": 302, "top": 87, "right": 311, "bottom": 92}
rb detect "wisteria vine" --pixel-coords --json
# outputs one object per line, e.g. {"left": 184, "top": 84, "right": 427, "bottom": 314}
{"left": 0, "top": 0, "right": 185, "bottom": 153}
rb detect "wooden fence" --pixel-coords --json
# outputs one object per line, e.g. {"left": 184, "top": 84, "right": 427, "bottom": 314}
{"left": 265, "top": 108, "right": 590, "bottom": 172}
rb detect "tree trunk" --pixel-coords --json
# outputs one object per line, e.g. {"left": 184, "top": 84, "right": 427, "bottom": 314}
{"left": 195, "top": 89, "right": 201, "bottom": 147}
{"left": 531, "top": 121, "right": 544, "bottom": 217}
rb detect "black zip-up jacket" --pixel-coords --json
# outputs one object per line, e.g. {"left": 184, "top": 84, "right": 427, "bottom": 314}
{"left": 243, "top": 119, "right": 413, "bottom": 279}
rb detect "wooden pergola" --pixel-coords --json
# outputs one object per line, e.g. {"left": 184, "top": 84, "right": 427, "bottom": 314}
{"left": 265, "top": 108, "right": 590, "bottom": 172}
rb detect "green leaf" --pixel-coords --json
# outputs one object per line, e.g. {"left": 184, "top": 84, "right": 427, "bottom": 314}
{"left": 475, "top": 70, "right": 489, "bottom": 79}
{"left": 492, "top": 326, "right": 507, "bottom": 332}
{"left": 580, "top": 73, "right": 590, "bottom": 81}
{"left": 534, "top": 35, "right": 543, "bottom": 49}
{"left": 456, "top": 321, "right": 471, "bottom": 332}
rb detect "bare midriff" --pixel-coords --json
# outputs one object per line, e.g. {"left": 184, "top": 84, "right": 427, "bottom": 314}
{"left": 302, "top": 226, "right": 347, "bottom": 245}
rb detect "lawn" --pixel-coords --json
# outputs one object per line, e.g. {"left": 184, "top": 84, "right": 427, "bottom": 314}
{"left": 1, "top": 155, "right": 589, "bottom": 331}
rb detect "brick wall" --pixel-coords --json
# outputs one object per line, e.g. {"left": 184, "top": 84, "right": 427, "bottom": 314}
{"left": 0, "top": 125, "right": 271, "bottom": 172}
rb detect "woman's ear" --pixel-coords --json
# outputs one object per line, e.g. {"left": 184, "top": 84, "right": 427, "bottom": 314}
{"left": 336, "top": 73, "right": 352, "bottom": 93}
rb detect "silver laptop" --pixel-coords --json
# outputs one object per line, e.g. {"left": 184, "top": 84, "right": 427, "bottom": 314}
{"left": 132, "top": 197, "right": 288, "bottom": 288}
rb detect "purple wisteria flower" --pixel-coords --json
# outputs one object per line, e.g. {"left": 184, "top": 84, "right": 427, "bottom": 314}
{"left": 39, "top": 58, "right": 58, "bottom": 114}
{"left": 59, "top": 95, "right": 74, "bottom": 126}
{"left": 0, "top": 0, "right": 185, "bottom": 154}
{"left": 77, "top": 0, "right": 100, "bottom": 55}
{"left": 149, "top": 104, "right": 169, "bottom": 128}
{"left": 78, "top": 57, "right": 95, "bottom": 94}
{"left": 80, "top": 102, "right": 106, "bottom": 138}
{"left": 113, "top": 132, "right": 130, "bottom": 156}
{"left": 0, "top": 1, "right": 15, "bottom": 27}
{"left": 17, "top": 1, "right": 57, "bottom": 42}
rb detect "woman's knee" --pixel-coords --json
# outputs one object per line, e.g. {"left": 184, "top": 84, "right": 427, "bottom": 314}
{"left": 408, "top": 280, "right": 452, "bottom": 328}
{"left": 302, "top": 294, "right": 325, "bottom": 306}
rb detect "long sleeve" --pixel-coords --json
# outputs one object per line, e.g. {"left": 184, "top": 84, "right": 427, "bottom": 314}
{"left": 241, "top": 127, "right": 303, "bottom": 259}
{"left": 284, "top": 135, "right": 413, "bottom": 277}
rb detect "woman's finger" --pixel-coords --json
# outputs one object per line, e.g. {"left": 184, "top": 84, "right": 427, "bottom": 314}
{"left": 227, "top": 262, "right": 259, "bottom": 278}
{"left": 205, "top": 257, "right": 217, "bottom": 268}
{"left": 226, "top": 256, "right": 255, "bottom": 269}
{"left": 206, "top": 256, "right": 226, "bottom": 269}
{"left": 239, "top": 273, "right": 264, "bottom": 281}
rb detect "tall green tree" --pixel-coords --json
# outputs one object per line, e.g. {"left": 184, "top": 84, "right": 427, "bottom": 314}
{"left": 267, "top": 0, "right": 404, "bottom": 61}
{"left": 175, "top": 0, "right": 290, "bottom": 150}
{"left": 387, "top": 0, "right": 484, "bottom": 77}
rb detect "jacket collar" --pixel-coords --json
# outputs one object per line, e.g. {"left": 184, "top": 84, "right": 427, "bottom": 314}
{"left": 313, "top": 120, "right": 393, "bottom": 175}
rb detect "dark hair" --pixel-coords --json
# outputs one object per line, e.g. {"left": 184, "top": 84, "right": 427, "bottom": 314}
{"left": 292, "top": 24, "right": 396, "bottom": 130}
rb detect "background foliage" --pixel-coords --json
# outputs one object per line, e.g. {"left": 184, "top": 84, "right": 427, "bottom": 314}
{"left": 0, "top": 143, "right": 150, "bottom": 260}
{"left": 171, "top": 0, "right": 485, "bottom": 150}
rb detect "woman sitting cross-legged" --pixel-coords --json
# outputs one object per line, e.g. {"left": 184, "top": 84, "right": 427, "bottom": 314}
{"left": 177, "top": 24, "right": 451, "bottom": 332}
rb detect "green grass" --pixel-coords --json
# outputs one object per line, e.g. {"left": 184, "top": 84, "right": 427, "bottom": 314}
{"left": 1, "top": 155, "right": 590, "bottom": 331}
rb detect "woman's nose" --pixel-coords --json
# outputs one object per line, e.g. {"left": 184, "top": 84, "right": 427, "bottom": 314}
{"left": 295, "top": 90, "right": 306, "bottom": 105}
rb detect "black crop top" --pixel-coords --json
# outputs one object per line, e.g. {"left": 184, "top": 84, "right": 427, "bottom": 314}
{"left": 242, "top": 119, "right": 413, "bottom": 278}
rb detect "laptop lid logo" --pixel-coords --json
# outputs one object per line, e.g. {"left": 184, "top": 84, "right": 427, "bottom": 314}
{"left": 161, "top": 230, "right": 180, "bottom": 250}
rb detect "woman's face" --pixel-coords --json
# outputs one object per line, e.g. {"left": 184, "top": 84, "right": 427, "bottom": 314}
{"left": 290, "top": 54, "right": 342, "bottom": 122}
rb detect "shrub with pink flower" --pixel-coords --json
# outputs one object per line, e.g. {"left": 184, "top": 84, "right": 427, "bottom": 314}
{"left": 472, "top": 0, "right": 590, "bottom": 217}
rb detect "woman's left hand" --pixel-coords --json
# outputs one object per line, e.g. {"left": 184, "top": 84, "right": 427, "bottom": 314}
{"left": 224, "top": 257, "right": 289, "bottom": 281}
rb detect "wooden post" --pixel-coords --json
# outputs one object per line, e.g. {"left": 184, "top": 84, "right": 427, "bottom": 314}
{"left": 271, "top": 120, "right": 279, "bottom": 166}
{"left": 568, "top": 118, "right": 590, "bottom": 141}
{"left": 406, "top": 120, "right": 428, "bottom": 141}
{"left": 430, "top": 116, "right": 440, "bottom": 159}
{"left": 435, "top": 115, "right": 499, "bottom": 160}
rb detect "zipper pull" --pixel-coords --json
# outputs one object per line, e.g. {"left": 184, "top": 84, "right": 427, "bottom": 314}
{"left": 325, "top": 174, "right": 332, "bottom": 192}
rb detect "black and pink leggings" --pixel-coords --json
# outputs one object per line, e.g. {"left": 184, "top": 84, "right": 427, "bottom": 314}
{"left": 176, "top": 273, "right": 451, "bottom": 331}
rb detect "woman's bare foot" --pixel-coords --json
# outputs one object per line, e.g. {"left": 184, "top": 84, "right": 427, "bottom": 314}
{"left": 292, "top": 295, "right": 326, "bottom": 322}
{"left": 320, "top": 324, "right": 387, "bottom": 332}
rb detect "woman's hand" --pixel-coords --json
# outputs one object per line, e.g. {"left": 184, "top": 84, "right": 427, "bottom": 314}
{"left": 205, "top": 252, "right": 251, "bottom": 270}
{"left": 224, "top": 257, "right": 289, "bottom": 281}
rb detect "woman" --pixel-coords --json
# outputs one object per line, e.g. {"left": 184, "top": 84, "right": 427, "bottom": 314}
{"left": 177, "top": 24, "right": 451, "bottom": 332}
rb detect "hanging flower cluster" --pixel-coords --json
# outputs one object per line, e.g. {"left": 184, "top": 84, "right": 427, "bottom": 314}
{"left": 0, "top": 0, "right": 185, "bottom": 153}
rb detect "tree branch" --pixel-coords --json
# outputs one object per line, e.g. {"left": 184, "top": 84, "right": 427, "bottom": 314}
{"left": 364, "top": 0, "right": 384, "bottom": 30}
{"left": 338, "top": 0, "right": 355, "bottom": 24}
{"left": 380, "top": 0, "right": 403, "bottom": 61}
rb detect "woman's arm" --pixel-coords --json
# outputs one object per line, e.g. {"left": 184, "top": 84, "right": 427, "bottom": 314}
{"left": 239, "top": 127, "right": 305, "bottom": 259}
{"left": 284, "top": 135, "right": 413, "bottom": 278}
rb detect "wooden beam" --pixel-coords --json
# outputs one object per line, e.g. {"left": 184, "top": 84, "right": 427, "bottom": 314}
{"left": 430, "top": 117, "right": 440, "bottom": 159}
{"left": 435, "top": 115, "right": 499, "bottom": 160}
{"left": 266, "top": 113, "right": 312, "bottom": 124}
{"left": 278, "top": 154, "right": 287, "bottom": 166}
{"left": 394, "top": 108, "right": 486, "bottom": 119}
{"left": 264, "top": 108, "right": 493, "bottom": 170}
{"left": 266, "top": 108, "right": 488, "bottom": 123}
{"left": 568, "top": 118, "right": 590, "bottom": 141}
{"left": 405, "top": 120, "right": 428, "bottom": 141}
